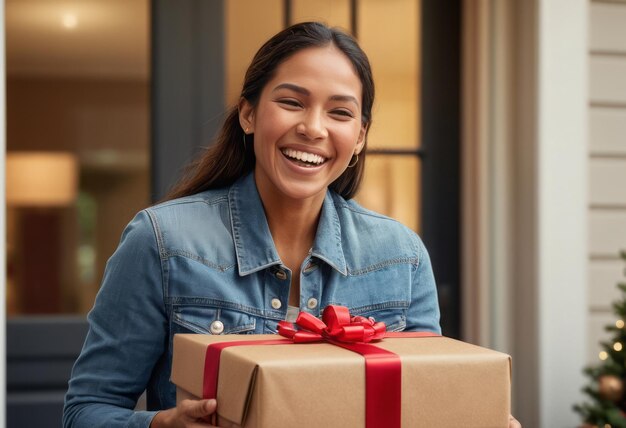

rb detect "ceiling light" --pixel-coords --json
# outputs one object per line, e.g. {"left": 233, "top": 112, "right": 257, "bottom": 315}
{"left": 62, "top": 13, "right": 78, "bottom": 30}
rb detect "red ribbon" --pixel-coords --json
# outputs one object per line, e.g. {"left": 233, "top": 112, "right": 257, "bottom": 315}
{"left": 202, "top": 305, "right": 439, "bottom": 428}
{"left": 276, "top": 305, "right": 387, "bottom": 344}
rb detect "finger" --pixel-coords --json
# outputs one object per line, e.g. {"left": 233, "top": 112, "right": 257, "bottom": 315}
{"left": 187, "top": 423, "right": 216, "bottom": 428}
{"left": 182, "top": 399, "right": 218, "bottom": 419}
{"left": 509, "top": 415, "right": 522, "bottom": 428}
{"left": 217, "top": 419, "right": 236, "bottom": 428}
{"left": 203, "top": 399, "right": 218, "bottom": 415}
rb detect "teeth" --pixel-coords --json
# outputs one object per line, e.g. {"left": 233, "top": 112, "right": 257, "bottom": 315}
{"left": 282, "top": 148, "right": 326, "bottom": 165}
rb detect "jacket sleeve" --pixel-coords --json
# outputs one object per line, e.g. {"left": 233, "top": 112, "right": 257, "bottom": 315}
{"left": 405, "top": 236, "right": 442, "bottom": 334}
{"left": 63, "top": 210, "right": 167, "bottom": 428}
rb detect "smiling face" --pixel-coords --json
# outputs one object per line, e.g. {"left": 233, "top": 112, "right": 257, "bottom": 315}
{"left": 239, "top": 45, "right": 366, "bottom": 206}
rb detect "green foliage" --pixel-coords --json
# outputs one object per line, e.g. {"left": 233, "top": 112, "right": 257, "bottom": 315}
{"left": 575, "top": 251, "right": 626, "bottom": 427}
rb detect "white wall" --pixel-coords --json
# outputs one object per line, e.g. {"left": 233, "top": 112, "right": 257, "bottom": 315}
{"left": 537, "top": 0, "right": 588, "bottom": 426}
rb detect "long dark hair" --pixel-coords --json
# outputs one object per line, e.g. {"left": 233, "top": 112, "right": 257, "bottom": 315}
{"left": 166, "top": 21, "right": 375, "bottom": 200}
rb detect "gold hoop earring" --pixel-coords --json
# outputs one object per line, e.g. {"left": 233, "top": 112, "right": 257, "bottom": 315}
{"left": 243, "top": 127, "right": 249, "bottom": 149}
{"left": 347, "top": 154, "right": 359, "bottom": 168}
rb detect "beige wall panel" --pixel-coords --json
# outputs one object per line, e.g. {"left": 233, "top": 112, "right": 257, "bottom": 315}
{"left": 589, "top": 159, "right": 626, "bottom": 205}
{"left": 590, "top": 56, "right": 626, "bottom": 104}
{"left": 589, "top": 259, "right": 626, "bottom": 308}
{"left": 358, "top": 0, "right": 419, "bottom": 150}
{"left": 356, "top": 156, "right": 419, "bottom": 232}
{"left": 359, "top": 0, "right": 419, "bottom": 76}
{"left": 588, "top": 311, "right": 617, "bottom": 364}
{"left": 225, "top": 0, "right": 283, "bottom": 106}
{"left": 351, "top": 0, "right": 421, "bottom": 233}
{"left": 590, "top": 107, "right": 626, "bottom": 154}
{"left": 292, "top": 0, "right": 350, "bottom": 29}
{"left": 590, "top": 2, "right": 626, "bottom": 53}
{"left": 589, "top": 210, "right": 626, "bottom": 257}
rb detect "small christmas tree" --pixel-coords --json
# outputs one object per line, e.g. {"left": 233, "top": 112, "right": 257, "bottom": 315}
{"left": 575, "top": 251, "right": 626, "bottom": 428}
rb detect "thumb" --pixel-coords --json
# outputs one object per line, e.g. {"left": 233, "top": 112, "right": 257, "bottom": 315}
{"left": 185, "top": 399, "right": 217, "bottom": 419}
{"left": 202, "top": 399, "right": 218, "bottom": 415}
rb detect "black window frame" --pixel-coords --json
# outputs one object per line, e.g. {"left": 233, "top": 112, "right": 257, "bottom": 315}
{"left": 150, "top": 0, "right": 461, "bottom": 337}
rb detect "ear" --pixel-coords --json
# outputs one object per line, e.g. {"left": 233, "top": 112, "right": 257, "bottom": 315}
{"left": 238, "top": 98, "right": 255, "bottom": 132}
{"left": 354, "top": 123, "right": 368, "bottom": 155}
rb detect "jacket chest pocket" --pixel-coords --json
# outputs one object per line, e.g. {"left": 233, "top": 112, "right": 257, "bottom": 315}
{"left": 351, "top": 306, "right": 407, "bottom": 332}
{"left": 171, "top": 305, "right": 256, "bottom": 335}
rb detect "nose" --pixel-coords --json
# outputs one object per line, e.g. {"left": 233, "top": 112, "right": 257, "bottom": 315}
{"left": 296, "top": 109, "right": 328, "bottom": 140}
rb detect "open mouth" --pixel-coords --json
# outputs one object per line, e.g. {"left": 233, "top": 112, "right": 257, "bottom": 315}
{"left": 281, "top": 148, "right": 327, "bottom": 168}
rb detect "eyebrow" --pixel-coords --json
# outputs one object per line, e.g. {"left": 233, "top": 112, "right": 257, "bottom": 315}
{"left": 272, "top": 83, "right": 360, "bottom": 107}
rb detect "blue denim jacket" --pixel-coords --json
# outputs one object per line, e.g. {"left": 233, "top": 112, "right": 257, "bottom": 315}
{"left": 63, "top": 173, "right": 440, "bottom": 428}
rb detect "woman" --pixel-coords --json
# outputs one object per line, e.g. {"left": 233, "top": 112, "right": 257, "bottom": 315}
{"left": 64, "top": 22, "right": 519, "bottom": 428}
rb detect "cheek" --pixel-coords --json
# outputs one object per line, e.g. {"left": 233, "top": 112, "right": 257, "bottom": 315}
{"left": 255, "top": 109, "right": 293, "bottom": 141}
{"left": 333, "top": 125, "right": 362, "bottom": 151}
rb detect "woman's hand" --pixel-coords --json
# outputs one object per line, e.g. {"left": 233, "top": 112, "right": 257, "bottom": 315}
{"left": 150, "top": 399, "right": 221, "bottom": 428}
{"left": 509, "top": 414, "right": 522, "bottom": 428}
{"left": 150, "top": 399, "right": 520, "bottom": 428}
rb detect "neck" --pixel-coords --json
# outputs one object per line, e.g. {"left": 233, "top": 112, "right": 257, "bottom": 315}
{"left": 254, "top": 175, "right": 326, "bottom": 308}
{"left": 262, "top": 192, "right": 322, "bottom": 249}
{"left": 255, "top": 182, "right": 324, "bottom": 263}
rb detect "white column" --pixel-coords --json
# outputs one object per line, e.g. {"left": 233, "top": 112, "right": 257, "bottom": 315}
{"left": 536, "top": 0, "right": 587, "bottom": 426}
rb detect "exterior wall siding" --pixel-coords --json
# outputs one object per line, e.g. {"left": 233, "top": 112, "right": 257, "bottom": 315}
{"left": 587, "top": 0, "right": 626, "bottom": 364}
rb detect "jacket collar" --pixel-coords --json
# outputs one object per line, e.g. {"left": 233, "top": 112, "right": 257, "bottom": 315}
{"left": 229, "top": 173, "right": 347, "bottom": 277}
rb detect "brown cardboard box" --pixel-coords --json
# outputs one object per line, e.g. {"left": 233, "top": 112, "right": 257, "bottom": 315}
{"left": 172, "top": 334, "right": 511, "bottom": 428}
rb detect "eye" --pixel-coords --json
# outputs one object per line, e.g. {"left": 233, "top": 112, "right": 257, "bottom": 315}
{"left": 276, "top": 98, "right": 303, "bottom": 109}
{"left": 330, "top": 109, "right": 355, "bottom": 119}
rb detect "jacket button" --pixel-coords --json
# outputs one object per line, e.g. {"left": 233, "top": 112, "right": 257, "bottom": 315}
{"left": 275, "top": 269, "right": 287, "bottom": 280}
{"left": 307, "top": 298, "right": 318, "bottom": 309}
{"left": 271, "top": 298, "right": 282, "bottom": 309}
{"left": 209, "top": 320, "right": 224, "bottom": 335}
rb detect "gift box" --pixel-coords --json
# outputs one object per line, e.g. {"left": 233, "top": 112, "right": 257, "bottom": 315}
{"left": 171, "top": 332, "right": 511, "bottom": 427}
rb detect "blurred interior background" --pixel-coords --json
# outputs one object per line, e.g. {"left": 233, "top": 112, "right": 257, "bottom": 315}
{"left": 5, "top": 0, "right": 150, "bottom": 317}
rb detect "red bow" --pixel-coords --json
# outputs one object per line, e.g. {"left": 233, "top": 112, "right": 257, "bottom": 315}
{"left": 277, "top": 305, "right": 387, "bottom": 344}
